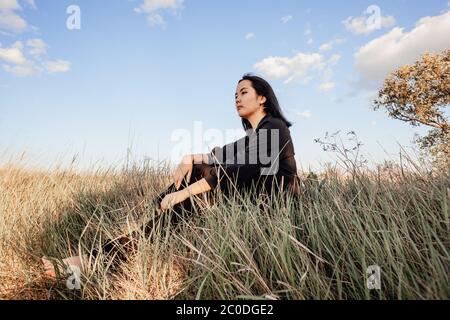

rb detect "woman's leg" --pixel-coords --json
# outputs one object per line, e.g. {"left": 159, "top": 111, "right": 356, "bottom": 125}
{"left": 42, "top": 255, "right": 82, "bottom": 279}
{"left": 153, "top": 163, "right": 215, "bottom": 210}
{"left": 41, "top": 164, "right": 218, "bottom": 278}
{"left": 95, "top": 163, "right": 216, "bottom": 258}
{"left": 144, "top": 163, "right": 216, "bottom": 233}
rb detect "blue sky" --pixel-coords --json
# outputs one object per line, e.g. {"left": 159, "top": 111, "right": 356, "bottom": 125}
{"left": 1, "top": 0, "right": 449, "bottom": 172}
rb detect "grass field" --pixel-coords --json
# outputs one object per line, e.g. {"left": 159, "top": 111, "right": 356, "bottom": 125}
{"left": 0, "top": 157, "right": 448, "bottom": 300}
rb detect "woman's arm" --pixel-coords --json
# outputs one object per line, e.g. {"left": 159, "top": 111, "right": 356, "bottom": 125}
{"left": 174, "top": 153, "right": 211, "bottom": 190}
{"left": 180, "top": 178, "right": 212, "bottom": 198}
{"left": 160, "top": 178, "right": 212, "bottom": 211}
{"left": 179, "top": 153, "right": 211, "bottom": 164}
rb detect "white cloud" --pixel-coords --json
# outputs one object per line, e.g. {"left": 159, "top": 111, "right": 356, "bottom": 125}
{"left": 328, "top": 54, "right": 341, "bottom": 66}
{"left": 307, "top": 38, "right": 313, "bottom": 45}
{"left": 44, "top": 60, "right": 71, "bottom": 73}
{"left": 318, "top": 68, "right": 336, "bottom": 92}
{"left": 0, "top": 9, "right": 27, "bottom": 32}
{"left": 245, "top": 32, "right": 254, "bottom": 40}
{"left": 318, "top": 82, "right": 335, "bottom": 92}
{"left": 281, "top": 15, "right": 293, "bottom": 24}
{"left": 319, "top": 37, "right": 346, "bottom": 52}
{"left": 322, "top": 68, "right": 333, "bottom": 82}
{"left": 0, "top": 3, "right": 71, "bottom": 77}
{"left": 1, "top": 39, "right": 71, "bottom": 76}
{"left": 254, "top": 45, "right": 343, "bottom": 87}
{"left": 343, "top": 14, "right": 395, "bottom": 35}
{"left": 304, "top": 24, "right": 312, "bottom": 36}
{"left": 319, "top": 41, "right": 333, "bottom": 52}
{"left": 253, "top": 52, "right": 325, "bottom": 84}
{"left": 138, "top": 0, "right": 184, "bottom": 12}
{"left": 3, "top": 61, "right": 40, "bottom": 76}
{"left": 26, "top": 0, "right": 36, "bottom": 9}
{"left": 0, "top": 41, "right": 40, "bottom": 76}
{"left": 147, "top": 13, "right": 165, "bottom": 26}
{"left": 355, "top": 10, "right": 450, "bottom": 89}
{"left": 27, "top": 38, "right": 47, "bottom": 56}
{"left": 294, "top": 110, "right": 312, "bottom": 119}
{"left": 0, "top": 0, "right": 34, "bottom": 33}
{"left": 0, "top": 0, "right": 20, "bottom": 10}
{"left": 0, "top": 41, "right": 26, "bottom": 64}
{"left": 135, "top": 0, "right": 184, "bottom": 27}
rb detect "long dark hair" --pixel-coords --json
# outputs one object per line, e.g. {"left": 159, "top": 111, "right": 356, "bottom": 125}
{"left": 238, "top": 73, "right": 292, "bottom": 131}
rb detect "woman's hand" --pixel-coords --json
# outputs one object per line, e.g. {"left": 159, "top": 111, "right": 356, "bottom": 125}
{"left": 160, "top": 190, "right": 188, "bottom": 211}
{"left": 173, "top": 154, "right": 194, "bottom": 190}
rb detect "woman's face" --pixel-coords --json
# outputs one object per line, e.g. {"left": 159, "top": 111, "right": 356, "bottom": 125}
{"left": 235, "top": 80, "right": 266, "bottom": 119}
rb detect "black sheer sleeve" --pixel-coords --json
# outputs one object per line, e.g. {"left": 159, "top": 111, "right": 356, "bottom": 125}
{"left": 205, "top": 123, "right": 291, "bottom": 191}
{"left": 206, "top": 134, "right": 248, "bottom": 165}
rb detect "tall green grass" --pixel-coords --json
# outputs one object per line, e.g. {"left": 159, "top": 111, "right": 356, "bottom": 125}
{"left": 0, "top": 158, "right": 448, "bottom": 299}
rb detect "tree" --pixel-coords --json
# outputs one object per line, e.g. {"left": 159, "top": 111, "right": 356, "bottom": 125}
{"left": 374, "top": 49, "right": 449, "bottom": 170}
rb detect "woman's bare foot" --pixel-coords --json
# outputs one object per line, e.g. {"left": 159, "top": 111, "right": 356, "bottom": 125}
{"left": 41, "top": 255, "right": 82, "bottom": 279}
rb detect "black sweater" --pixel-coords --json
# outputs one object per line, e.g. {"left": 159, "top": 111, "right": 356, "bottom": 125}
{"left": 205, "top": 113, "right": 298, "bottom": 195}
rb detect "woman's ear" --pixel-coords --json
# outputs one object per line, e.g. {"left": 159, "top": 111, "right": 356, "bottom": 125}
{"left": 259, "top": 95, "right": 267, "bottom": 105}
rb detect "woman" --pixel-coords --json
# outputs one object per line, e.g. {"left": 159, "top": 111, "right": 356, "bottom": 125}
{"left": 41, "top": 74, "right": 300, "bottom": 278}
{"left": 159, "top": 73, "right": 300, "bottom": 212}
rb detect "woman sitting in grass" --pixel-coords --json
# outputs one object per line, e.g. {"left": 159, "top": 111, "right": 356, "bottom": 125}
{"left": 42, "top": 73, "right": 301, "bottom": 278}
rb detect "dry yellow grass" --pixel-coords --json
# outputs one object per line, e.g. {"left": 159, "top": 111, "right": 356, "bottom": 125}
{"left": 1, "top": 159, "right": 448, "bottom": 300}
{"left": 0, "top": 162, "right": 185, "bottom": 300}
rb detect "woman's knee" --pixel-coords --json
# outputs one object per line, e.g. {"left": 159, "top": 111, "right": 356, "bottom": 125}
{"left": 191, "top": 163, "right": 215, "bottom": 182}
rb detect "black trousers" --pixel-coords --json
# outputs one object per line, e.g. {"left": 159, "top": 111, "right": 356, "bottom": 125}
{"left": 99, "top": 163, "right": 218, "bottom": 262}
{"left": 100, "top": 163, "right": 300, "bottom": 263}
{"left": 153, "top": 163, "right": 218, "bottom": 215}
